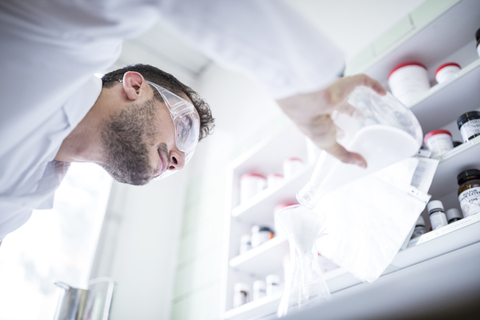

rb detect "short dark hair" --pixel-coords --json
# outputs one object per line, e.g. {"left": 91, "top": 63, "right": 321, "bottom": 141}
{"left": 102, "top": 64, "right": 214, "bottom": 141}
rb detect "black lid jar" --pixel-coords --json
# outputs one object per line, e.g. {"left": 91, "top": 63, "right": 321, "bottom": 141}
{"left": 457, "top": 111, "right": 480, "bottom": 142}
{"left": 457, "top": 169, "right": 480, "bottom": 218}
{"left": 476, "top": 28, "right": 480, "bottom": 57}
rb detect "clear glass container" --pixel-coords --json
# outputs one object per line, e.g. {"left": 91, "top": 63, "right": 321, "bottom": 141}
{"left": 297, "top": 86, "right": 422, "bottom": 208}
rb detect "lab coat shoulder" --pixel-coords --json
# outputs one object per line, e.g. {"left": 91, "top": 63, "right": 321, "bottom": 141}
{"left": 158, "top": 0, "right": 345, "bottom": 99}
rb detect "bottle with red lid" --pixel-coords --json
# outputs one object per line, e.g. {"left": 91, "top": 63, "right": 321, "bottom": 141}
{"left": 435, "top": 62, "right": 461, "bottom": 84}
{"left": 423, "top": 129, "right": 454, "bottom": 158}
{"left": 388, "top": 61, "right": 430, "bottom": 106}
{"left": 240, "top": 173, "right": 266, "bottom": 204}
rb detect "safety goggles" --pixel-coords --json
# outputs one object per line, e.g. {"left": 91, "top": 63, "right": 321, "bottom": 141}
{"left": 146, "top": 81, "right": 200, "bottom": 179}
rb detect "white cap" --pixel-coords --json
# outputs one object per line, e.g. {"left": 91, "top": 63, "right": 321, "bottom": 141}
{"left": 234, "top": 283, "right": 249, "bottom": 293}
{"left": 416, "top": 215, "right": 425, "bottom": 226}
{"left": 427, "top": 200, "right": 444, "bottom": 213}
{"left": 266, "top": 274, "right": 280, "bottom": 284}
{"left": 253, "top": 280, "right": 266, "bottom": 290}
{"left": 446, "top": 208, "right": 463, "bottom": 220}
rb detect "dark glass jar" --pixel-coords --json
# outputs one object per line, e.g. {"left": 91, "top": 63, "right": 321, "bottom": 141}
{"left": 457, "top": 111, "right": 480, "bottom": 142}
{"left": 457, "top": 169, "right": 480, "bottom": 218}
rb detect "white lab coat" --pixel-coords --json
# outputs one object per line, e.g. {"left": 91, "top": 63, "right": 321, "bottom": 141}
{"left": 0, "top": 0, "right": 344, "bottom": 240}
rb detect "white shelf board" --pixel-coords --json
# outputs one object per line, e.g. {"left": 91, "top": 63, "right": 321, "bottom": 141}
{"left": 230, "top": 236, "right": 288, "bottom": 276}
{"left": 361, "top": 0, "right": 480, "bottom": 82}
{"left": 226, "top": 214, "right": 480, "bottom": 320}
{"left": 232, "top": 165, "right": 315, "bottom": 226}
{"left": 230, "top": 125, "right": 309, "bottom": 177}
{"left": 408, "top": 58, "right": 480, "bottom": 134}
{"left": 223, "top": 290, "right": 283, "bottom": 320}
{"left": 223, "top": 268, "right": 358, "bottom": 320}
{"left": 392, "top": 213, "right": 480, "bottom": 268}
{"left": 428, "top": 135, "right": 480, "bottom": 197}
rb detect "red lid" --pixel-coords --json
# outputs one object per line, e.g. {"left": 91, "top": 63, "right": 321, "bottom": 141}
{"left": 268, "top": 173, "right": 284, "bottom": 178}
{"left": 424, "top": 129, "right": 452, "bottom": 144}
{"left": 388, "top": 62, "right": 427, "bottom": 79}
{"left": 435, "top": 63, "right": 461, "bottom": 77}
{"left": 241, "top": 173, "right": 266, "bottom": 180}
{"left": 284, "top": 157, "right": 304, "bottom": 163}
{"left": 274, "top": 202, "right": 298, "bottom": 213}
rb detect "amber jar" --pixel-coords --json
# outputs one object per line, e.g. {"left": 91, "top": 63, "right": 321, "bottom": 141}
{"left": 457, "top": 169, "right": 480, "bottom": 218}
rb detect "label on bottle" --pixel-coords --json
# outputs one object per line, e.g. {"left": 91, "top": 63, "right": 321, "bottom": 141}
{"left": 460, "top": 119, "right": 480, "bottom": 142}
{"left": 425, "top": 134, "right": 453, "bottom": 158}
{"left": 458, "top": 187, "right": 480, "bottom": 217}
{"left": 412, "top": 225, "right": 426, "bottom": 238}
{"left": 430, "top": 211, "right": 448, "bottom": 230}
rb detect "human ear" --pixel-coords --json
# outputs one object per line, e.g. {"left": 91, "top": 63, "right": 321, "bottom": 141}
{"left": 122, "top": 71, "right": 146, "bottom": 101}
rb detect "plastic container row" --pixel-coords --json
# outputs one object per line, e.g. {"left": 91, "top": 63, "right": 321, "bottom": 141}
{"left": 239, "top": 158, "right": 305, "bottom": 205}
{"left": 423, "top": 110, "right": 480, "bottom": 159}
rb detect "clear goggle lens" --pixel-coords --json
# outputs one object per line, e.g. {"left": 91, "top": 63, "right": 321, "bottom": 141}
{"left": 145, "top": 81, "right": 200, "bottom": 180}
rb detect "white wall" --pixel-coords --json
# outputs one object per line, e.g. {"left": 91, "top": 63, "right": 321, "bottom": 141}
{"left": 287, "top": 0, "right": 426, "bottom": 59}
{"left": 91, "top": 169, "right": 190, "bottom": 320}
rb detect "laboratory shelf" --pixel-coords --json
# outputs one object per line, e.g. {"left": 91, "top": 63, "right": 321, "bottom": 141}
{"left": 223, "top": 290, "right": 283, "bottom": 320}
{"left": 428, "top": 135, "right": 480, "bottom": 197}
{"left": 361, "top": 0, "right": 480, "bottom": 83}
{"left": 223, "top": 268, "right": 359, "bottom": 320}
{"left": 229, "top": 236, "right": 289, "bottom": 276}
{"left": 226, "top": 216, "right": 480, "bottom": 320}
{"left": 393, "top": 213, "right": 480, "bottom": 268}
{"left": 408, "top": 58, "right": 480, "bottom": 135}
{"left": 222, "top": 3, "right": 480, "bottom": 318}
{"left": 231, "top": 165, "right": 315, "bottom": 226}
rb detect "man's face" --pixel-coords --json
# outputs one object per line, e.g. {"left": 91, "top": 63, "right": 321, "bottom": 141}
{"left": 99, "top": 90, "right": 196, "bottom": 185}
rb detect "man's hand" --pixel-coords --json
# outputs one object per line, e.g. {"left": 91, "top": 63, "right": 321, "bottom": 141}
{"left": 276, "top": 74, "right": 387, "bottom": 168}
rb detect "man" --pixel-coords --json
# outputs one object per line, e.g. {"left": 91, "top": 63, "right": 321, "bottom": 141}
{"left": 0, "top": 62, "right": 214, "bottom": 241}
{"left": 0, "top": 0, "right": 385, "bottom": 241}
{"left": 58, "top": 64, "right": 214, "bottom": 186}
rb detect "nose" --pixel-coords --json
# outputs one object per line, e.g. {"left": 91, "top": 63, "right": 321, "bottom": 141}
{"left": 168, "top": 149, "right": 186, "bottom": 171}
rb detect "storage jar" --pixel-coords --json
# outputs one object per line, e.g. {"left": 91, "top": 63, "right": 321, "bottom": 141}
{"left": 435, "top": 63, "right": 461, "bottom": 84}
{"left": 239, "top": 234, "right": 251, "bottom": 255}
{"left": 412, "top": 215, "right": 426, "bottom": 239}
{"left": 457, "top": 111, "right": 480, "bottom": 142}
{"left": 240, "top": 173, "right": 266, "bottom": 204}
{"left": 476, "top": 28, "right": 480, "bottom": 57}
{"left": 457, "top": 169, "right": 480, "bottom": 218}
{"left": 251, "top": 225, "right": 274, "bottom": 248}
{"left": 267, "top": 173, "right": 284, "bottom": 188}
{"left": 423, "top": 129, "right": 454, "bottom": 158}
{"left": 388, "top": 62, "right": 430, "bottom": 106}
{"left": 266, "top": 274, "right": 280, "bottom": 295}
{"left": 427, "top": 200, "right": 448, "bottom": 231}
{"left": 233, "top": 283, "right": 249, "bottom": 308}
{"left": 283, "top": 158, "right": 304, "bottom": 179}
{"left": 446, "top": 208, "right": 463, "bottom": 224}
{"left": 253, "top": 280, "right": 266, "bottom": 301}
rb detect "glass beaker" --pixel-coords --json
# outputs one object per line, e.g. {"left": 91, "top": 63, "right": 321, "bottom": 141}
{"left": 297, "top": 86, "right": 423, "bottom": 208}
{"left": 276, "top": 205, "right": 330, "bottom": 317}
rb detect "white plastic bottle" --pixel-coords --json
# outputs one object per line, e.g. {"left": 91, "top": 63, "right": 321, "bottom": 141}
{"left": 233, "top": 283, "right": 249, "bottom": 308}
{"left": 427, "top": 200, "right": 448, "bottom": 231}
{"left": 266, "top": 275, "right": 280, "bottom": 295}
{"left": 253, "top": 280, "right": 266, "bottom": 300}
{"left": 412, "top": 215, "right": 427, "bottom": 238}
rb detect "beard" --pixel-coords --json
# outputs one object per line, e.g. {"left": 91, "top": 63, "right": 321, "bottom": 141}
{"left": 100, "top": 99, "right": 160, "bottom": 186}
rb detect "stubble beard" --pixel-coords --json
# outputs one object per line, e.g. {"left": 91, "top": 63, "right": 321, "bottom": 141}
{"left": 100, "top": 99, "right": 159, "bottom": 186}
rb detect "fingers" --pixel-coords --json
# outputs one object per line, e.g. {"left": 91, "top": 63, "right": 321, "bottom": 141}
{"left": 329, "top": 74, "right": 387, "bottom": 104}
{"left": 323, "top": 143, "right": 367, "bottom": 168}
{"left": 302, "top": 114, "right": 367, "bottom": 168}
{"left": 355, "top": 74, "right": 387, "bottom": 96}
{"left": 333, "top": 100, "right": 363, "bottom": 121}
